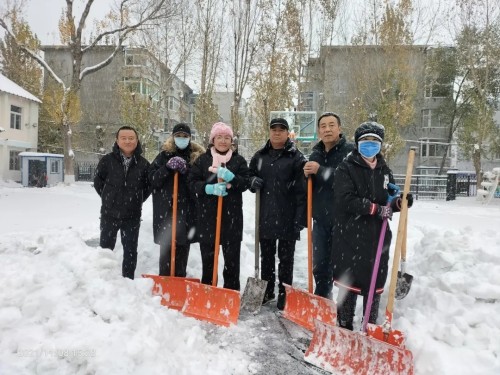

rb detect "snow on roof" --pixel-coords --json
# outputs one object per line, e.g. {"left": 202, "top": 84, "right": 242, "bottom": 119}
{"left": 18, "top": 152, "right": 63, "bottom": 158}
{"left": 0, "top": 73, "right": 42, "bottom": 103}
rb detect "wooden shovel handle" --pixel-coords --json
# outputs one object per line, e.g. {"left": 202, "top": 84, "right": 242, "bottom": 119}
{"left": 255, "top": 190, "right": 260, "bottom": 279}
{"left": 170, "top": 171, "right": 179, "bottom": 276}
{"left": 386, "top": 148, "right": 415, "bottom": 316}
{"left": 212, "top": 163, "right": 225, "bottom": 286}
{"left": 307, "top": 177, "right": 313, "bottom": 294}
{"left": 401, "top": 208, "right": 408, "bottom": 262}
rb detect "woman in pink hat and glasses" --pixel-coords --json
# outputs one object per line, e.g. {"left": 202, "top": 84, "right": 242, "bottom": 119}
{"left": 187, "top": 122, "right": 251, "bottom": 290}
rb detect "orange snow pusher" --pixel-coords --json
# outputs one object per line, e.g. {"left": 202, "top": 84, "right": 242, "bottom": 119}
{"left": 304, "top": 148, "right": 416, "bottom": 375}
{"left": 282, "top": 177, "right": 337, "bottom": 332}
{"left": 143, "top": 171, "right": 200, "bottom": 310}
{"left": 182, "top": 166, "right": 241, "bottom": 327}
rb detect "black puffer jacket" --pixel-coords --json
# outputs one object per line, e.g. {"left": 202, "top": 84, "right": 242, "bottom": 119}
{"left": 94, "top": 142, "right": 151, "bottom": 219}
{"left": 332, "top": 150, "right": 400, "bottom": 294}
{"left": 187, "top": 147, "right": 250, "bottom": 243}
{"left": 249, "top": 139, "right": 307, "bottom": 241}
{"left": 149, "top": 138, "right": 205, "bottom": 245}
{"left": 308, "top": 135, "right": 354, "bottom": 227}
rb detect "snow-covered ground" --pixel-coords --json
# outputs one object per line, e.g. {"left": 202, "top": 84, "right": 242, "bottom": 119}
{"left": 0, "top": 181, "right": 499, "bottom": 375}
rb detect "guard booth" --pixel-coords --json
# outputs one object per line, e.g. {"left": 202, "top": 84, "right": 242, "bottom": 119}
{"left": 19, "top": 152, "right": 64, "bottom": 187}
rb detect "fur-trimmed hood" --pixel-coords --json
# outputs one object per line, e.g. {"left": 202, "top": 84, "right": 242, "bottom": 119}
{"left": 161, "top": 137, "right": 205, "bottom": 165}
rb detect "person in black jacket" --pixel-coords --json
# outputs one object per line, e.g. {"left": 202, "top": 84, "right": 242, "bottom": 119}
{"left": 332, "top": 121, "right": 413, "bottom": 330}
{"left": 303, "top": 112, "right": 354, "bottom": 299}
{"left": 149, "top": 123, "right": 205, "bottom": 277}
{"left": 94, "top": 126, "right": 151, "bottom": 279}
{"left": 249, "top": 118, "right": 307, "bottom": 310}
{"left": 187, "top": 122, "right": 250, "bottom": 291}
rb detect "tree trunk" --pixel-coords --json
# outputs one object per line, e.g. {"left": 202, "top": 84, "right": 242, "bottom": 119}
{"left": 473, "top": 147, "right": 482, "bottom": 188}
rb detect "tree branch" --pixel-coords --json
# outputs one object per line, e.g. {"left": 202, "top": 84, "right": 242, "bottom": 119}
{"left": 0, "top": 18, "right": 66, "bottom": 89}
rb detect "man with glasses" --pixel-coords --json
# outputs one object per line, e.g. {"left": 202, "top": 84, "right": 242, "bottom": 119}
{"left": 303, "top": 113, "right": 354, "bottom": 299}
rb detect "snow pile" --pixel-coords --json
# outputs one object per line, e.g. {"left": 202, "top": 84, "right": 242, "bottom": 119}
{"left": 0, "top": 182, "right": 499, "bottom": 375}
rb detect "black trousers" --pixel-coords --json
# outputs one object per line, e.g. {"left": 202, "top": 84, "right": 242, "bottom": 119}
{"left": 159, "top": 240, "right": 190, "bottom": 277}
{"left": 336, "top": 287, "right": 381, "bottom": 331}
{"left": 312, "top": 220, "right": 334, "bottom": 299}
{"left": 260, "top": 239, "right": 295, "bottom": 298}
{"left": 199, "top": 240, "right": 241, "bottom": 291}
{"left": 99, "top": 215, "right": 140, "bottom": 279}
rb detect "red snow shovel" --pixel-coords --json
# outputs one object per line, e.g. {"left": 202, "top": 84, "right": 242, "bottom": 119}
{"left": 182, "top": 165, "right": 241, "bottom": 327}
{"left": 143, "top": 171, "right": 200, "bottom": 311}
{"left": 304, "top": 150, "right": 416, "bottom": 375}
{"left": 282, "top": 177, "right": 337, "bottom": 332}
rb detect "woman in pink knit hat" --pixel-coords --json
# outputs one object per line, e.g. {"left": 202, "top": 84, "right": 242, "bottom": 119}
{"left": 187, "top": 122, "right": 251, "bottom": 290}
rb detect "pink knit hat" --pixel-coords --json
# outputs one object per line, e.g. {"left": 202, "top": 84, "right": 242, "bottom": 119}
{"left": 210, "top": 122, "right": 234, "bottom": 143}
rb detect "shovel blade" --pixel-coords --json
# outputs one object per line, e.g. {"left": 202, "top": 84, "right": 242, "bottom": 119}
{"left": 241, "top": 277, "right": 268, "bottom": 313}
{"left": 305, "top": 320, "right": 414, "bottom": 375}
{"left": 282, "top": 284, "right": 337, "bottom": 332}
{"left": 182, "top": 280, "right": 240, "bottom": 327}
{"left": 366, "top": 323, "right": 407, "bottom": 347}
{"left": 396, "top": 271, "right": 414, "bottom": 300}
{"left": 142, "top": 274, "right": 200, "bottom": 311}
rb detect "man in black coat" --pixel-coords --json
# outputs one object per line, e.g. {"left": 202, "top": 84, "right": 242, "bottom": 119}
{"left": 249, "top": 118, "right": 307, "bottom": 310}
{"left": 149, "top": 123, "right": 205, "bottom": 277}
{"left": 94, "top": 126, "right": 151, "bottom": 279}
{"left": 303, "top": 112, "right": 354, "bottom": 299}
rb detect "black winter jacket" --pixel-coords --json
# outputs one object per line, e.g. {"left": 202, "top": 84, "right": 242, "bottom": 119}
{"left": 187, "top": 147, "right": 250, "bottom": 243}
{"left": 149, "top": 138, "right": 205, "bottom": 245}
{"left": 332, "top": 150, "right": 400, "bottom": 295}
{"left": 249, "top": 139, "right": 307, "bottom": 241}
{"left": 94, "top": 142, "right": 151, "bottom": 219}
{"left": 308, "top": 136, "right": 354, "bottom": 227}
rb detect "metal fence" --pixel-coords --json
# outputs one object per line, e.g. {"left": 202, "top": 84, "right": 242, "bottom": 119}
{"left": 393, "top": 173, "right": 477, "bottom": 201}
{"left": 75, "top": 161, "right": 478, "bottom": 201}
{"left": 75, "top": 163, "right": 98, "bottom": 182}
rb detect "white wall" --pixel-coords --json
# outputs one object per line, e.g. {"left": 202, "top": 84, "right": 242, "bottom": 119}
{"left": 0, "top": 92, "right": 39, "bottom": 182}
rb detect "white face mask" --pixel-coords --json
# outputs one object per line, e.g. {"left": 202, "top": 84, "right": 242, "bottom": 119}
{"left": 174, "top": 137, "right": 190, "bottom": 150}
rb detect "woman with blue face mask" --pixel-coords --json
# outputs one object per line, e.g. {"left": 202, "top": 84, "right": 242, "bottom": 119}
{"left": 331, "top": 121, "right": 414, "bottom": 331}
{"left": 148, "top": 123, "right": 205, "bottom": 277}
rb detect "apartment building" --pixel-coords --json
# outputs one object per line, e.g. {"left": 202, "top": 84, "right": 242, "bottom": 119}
{"left": 42, "top": 45, "right": 194, "bottom": 162}
{"left": 299, "top": 45, "right": 479, "bottom": 175}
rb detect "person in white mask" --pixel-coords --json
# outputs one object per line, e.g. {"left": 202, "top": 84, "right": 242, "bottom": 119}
{"left": 331, "top": 121, "right": 413, "bottom": 331}
{"left": 149, "top": 123, "right": 205, "bottom": 277}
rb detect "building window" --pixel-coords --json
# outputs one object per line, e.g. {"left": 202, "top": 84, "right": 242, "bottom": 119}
{"left": 422, "top": 109, "right": 432, "bottom": 128}
{"left": 50, "top": 160, "right": 60, "bottom": 173}
{"left": 420, "top": 139, "right": 449, "bottom": 157}
{"left": 421, "top": 109, "right": 444, "bottom": 128}
{"left": 9, "top": 151, "right": 21, "bottom": 170}
{"left": 10, "top": 105, "right": 22, "bottom": 129}
{"left": 167, "top": 96, "right": 180, "bottom": 112}
{"left": 125, "top": 54, "right": 135, "bottom": 65}
{"left": 299, "top": 92, "right": 314, "bottom": 111}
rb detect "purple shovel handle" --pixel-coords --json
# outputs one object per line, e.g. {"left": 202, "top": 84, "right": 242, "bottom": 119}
{"left": 361, "top": 215, "right": 389, "bottom": 333}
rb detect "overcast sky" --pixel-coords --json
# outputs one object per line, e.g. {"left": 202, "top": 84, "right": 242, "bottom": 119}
{"left": 25, "top": 0, "right": 113, "bottom": 44}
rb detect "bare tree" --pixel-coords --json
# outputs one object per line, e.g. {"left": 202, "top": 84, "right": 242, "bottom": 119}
{"left": 229, "top": 0, "right": 262, "bottom": 136}
{"left": 345, "top": 0, "right": 418, "bottom": 161}
{"left": 0, "top": 0, "right": 174, "bottom": 182}
{"left": 193, "top": 0, "right": 227, "bottom": 143}
{"left": 453, "top": 0, "right": 500, "bottom": 184}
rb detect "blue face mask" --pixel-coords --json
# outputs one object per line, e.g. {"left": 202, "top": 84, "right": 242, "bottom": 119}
{"left": 358, "top": 140, "right": 381, "bottom": 158}
{"left": 174, "top": 137, "right": 190, "bottom": 150}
